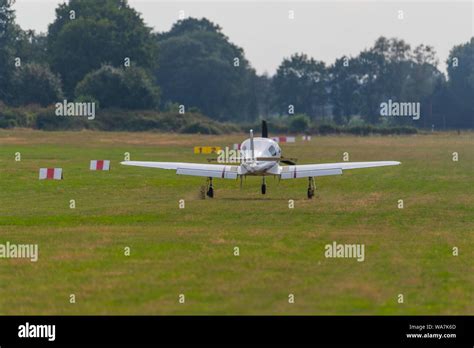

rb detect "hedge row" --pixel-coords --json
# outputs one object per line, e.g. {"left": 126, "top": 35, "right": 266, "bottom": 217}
{"left": 0, "top": 105, "right": 240, "bottom": 134}
{"left": 242, "top": 121, "right": 418, "bottom": 136}
{"left": 317, "top": 124, "right": 418, "bottom": 135}
{"left": 0, "top": 105, "right": 418, "bottom": 135}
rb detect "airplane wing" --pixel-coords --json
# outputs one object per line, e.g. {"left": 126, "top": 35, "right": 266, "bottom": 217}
{"left": 121, "top": 161, "right": 240, "bottom": 179}
{"left": 280, "top": 161, "right": 400, "bottom": 179}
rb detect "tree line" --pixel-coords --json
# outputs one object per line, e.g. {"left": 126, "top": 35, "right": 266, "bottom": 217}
{"left": 0, "top": 0, "right": 473, "bottom": 130}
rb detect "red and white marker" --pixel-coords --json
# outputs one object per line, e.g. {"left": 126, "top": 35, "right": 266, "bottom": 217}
{"left": 90, "top": 160, "right": 110, "bottom": 171}
{"left": 39, "top": 168, "right": 63, "bottom": 180}
{"left": 232, "top": 143, "right": 241, "bottom": 150}
{"left": 272, "top": 136, "right": 296, "bottom": 143}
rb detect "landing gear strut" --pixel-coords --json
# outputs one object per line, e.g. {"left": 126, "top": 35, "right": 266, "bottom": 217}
{"left": 206, "top": 177, "right": 214, "bottom": 198}
{"left": 307, "top": 177, "right": 315, "bottom": 199}
{"left": 261, "top": 177, "right": 266, "bottom": 195}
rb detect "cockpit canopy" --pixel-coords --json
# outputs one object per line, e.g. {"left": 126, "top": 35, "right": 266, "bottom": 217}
{"left": 240, "top": 137, "right": 281, "bottom": 159}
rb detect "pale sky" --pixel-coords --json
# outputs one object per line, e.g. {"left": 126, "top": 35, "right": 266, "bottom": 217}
{"left": 13, "top": 0, "right": 474, "bottom": 75}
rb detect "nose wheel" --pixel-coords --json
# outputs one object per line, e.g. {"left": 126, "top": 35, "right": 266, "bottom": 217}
{"left": 206, "top": 177, "right": 214, "bottom": 198}
{"left": 261, "top": 177, "right": 266, "bottom": 195}
{"left": 307, "top": 177, "right": 315, "bottom": 199}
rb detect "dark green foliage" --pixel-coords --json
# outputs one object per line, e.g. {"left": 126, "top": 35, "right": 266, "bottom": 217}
{"left": 75, "top": 65, "right": 160, "bottom": 109}
{"left": 341, "top": 37, "right": 446, "bottom": 127}
{"left": 47, "top": 0, "right": 157, "bottom": 96}
{"left": 0, "top": 103, "right": 27, "bottom": 128}
{"left": 445, "top": 38, "right": 474, "bottom": 129}
{"left": 289, "top": 114, "right": 311, "bottom": 133}
{"left": 35, "top": 106, "right": 86, "bottom": 130}
{"left": 0, "top": 103, "right": 42, "bottom": 128}
{"left": 0, "top": 105, "right": 239, "bottom": 134}
{"left": 93, "top": 110, "right": 240, "bottom": 133}
{"left": 318, "top": 124, "right": 341, "bottom": 135}
{"left": 180, "top": 122, "right": 224, "bottom": 135}
{"left": 13, "top": 29, "right": 48, "bottom": 64}
{"left": 9, "top": 63, "right": 63, "bottom": 106}
{"left": 1, "top": 0, "right": 472, "bottom": 131}
{"left": 0, "top": 0, "right": 16, "bottom": 102}
{"left": 273, "top": 53, "right": 328, "bottom": 119}
{"left": 240, "top": 119, "right": 290, "bottom": 134}
{"left": 155, "top": 18, "right": 258, "bottom": 122}
{"left": 329, "top": 56, "right": 361, "bottom": 124}
{"left": 317, "top": 123, "right": 417, "bottom": 136}
{"left": 254, "top": 74, "right": 275, "bottom": 118}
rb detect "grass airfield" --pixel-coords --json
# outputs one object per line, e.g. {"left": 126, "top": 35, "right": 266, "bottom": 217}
{"left": 0, "top": 129, "right": 472, "bottom": 315}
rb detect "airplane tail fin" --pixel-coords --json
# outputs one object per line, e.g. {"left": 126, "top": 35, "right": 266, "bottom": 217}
{"left": 262, "top": 120, "right": 268, "bottom": 138}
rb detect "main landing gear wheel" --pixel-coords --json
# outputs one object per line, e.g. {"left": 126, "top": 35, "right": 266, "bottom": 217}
{"left": 207, "top": 186, "right": 214, "bottom": 198}
{"left": 261, "top": 177, "right": 266, "bottom": 195}
{"left": 307, "top": 177, "right": 315, "bottom": 199}
{"left": 206, "top": 177, "right": 214, "bottom": 198}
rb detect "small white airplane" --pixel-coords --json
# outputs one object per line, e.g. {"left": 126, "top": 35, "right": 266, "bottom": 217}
{"left": 121, "top": 121, "right": 400, "bottom": 199}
